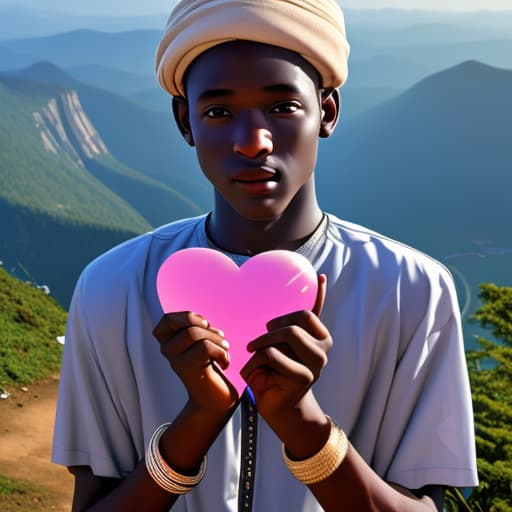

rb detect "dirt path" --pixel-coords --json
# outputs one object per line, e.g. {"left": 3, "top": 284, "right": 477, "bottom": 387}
{"left": 0, "top": 376, "right": 73, "bottom": 511}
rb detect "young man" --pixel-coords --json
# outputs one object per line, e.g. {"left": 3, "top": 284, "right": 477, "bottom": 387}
{"left": 52, "top": 1, "right": 478, "bottom": 510}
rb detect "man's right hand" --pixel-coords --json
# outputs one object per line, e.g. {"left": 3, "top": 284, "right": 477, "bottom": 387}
{"left": 152, "top": 312, "right": 238, "bottom": 413}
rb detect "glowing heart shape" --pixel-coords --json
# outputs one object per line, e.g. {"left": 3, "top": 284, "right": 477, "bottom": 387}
{"left": 156, "top": 248, "right": 318, "bottom": 395}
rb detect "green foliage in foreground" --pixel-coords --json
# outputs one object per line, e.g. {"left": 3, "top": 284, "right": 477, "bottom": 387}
{"left": 0, "top": 473, "right": 53, "bottom": 511}
{"left": 446, "top": 284, "right": 512, "bottom": 512}
{"left": 0, "top": 267, "right": 66, "bottom": 387}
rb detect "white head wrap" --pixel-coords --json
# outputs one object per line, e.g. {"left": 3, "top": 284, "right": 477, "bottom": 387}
{"left": 156, "top": 0, "right": 350, "bottom": 97}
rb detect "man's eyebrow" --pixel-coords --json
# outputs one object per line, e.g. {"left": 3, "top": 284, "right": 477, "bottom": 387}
{"left": 262, "top": 83, "right": 303, "bottom": 95}
{"left": 197, "top": 89, "right": 234, "bottom": 102}
{"left": 196, "top": 83, "right": 304, "bottom": 102}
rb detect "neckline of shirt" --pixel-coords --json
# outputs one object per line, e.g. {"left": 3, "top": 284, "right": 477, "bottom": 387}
{"left": 197, "top": 213, "right": 329, "bottom": 265}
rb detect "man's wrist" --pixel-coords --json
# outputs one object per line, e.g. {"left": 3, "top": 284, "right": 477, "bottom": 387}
{"left": 184, "top": 397, "right": 238, "bottom": 420}
{"left": 158, "top": 400, "right": 236, "bottom": 474}
{"left": 268, "top": 391, "right": 331, "bottom": 460}
{"left": 283, "top": 417, "right": 348, "bottom": 485}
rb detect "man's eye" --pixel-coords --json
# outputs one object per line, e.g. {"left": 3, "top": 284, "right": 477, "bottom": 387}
{"left": 271, "top": 102, "right": 300, "bottom": 114}
{"left": 204, "top": 107, "right": 230, "bottom": 118}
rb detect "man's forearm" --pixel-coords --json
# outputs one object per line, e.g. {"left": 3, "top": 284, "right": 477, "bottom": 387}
{"left": 75, "top": 401, "right": 236, "bottom": 512}
{"left": 309, "top": 444, "right": 438, "bottom": 512}
{"left": 268, "top": 394, "right": 439, "bottom": 512}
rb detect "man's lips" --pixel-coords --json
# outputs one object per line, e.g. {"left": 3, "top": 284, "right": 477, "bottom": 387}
{"left": 231, "top": 166, "right": 280, "bottom": 194}
{"left": 231, "top": 167, "right": 279, "bottom": 183}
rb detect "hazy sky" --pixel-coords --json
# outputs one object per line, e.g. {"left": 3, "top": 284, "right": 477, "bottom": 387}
{"left": 1, "top": 0, "right": 511, "bottom": 16}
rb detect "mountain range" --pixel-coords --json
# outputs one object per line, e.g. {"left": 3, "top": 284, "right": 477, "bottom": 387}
{"left": 2, "top": 5, "right": 512, "bottom": 42}
{"left": 317, "top": 60, "right": 512, "bottom": 331}
{"left": 0, "top": 29, "right": 161, "bottom": 76}
{"left": 319, "top": 60, "right": 512, "bottom": 251}
{"left": 0, "top": 5, "right": 167, "bottom": 39}
{"left": 1, "top": 18, "right": 511, "bottom": 341}
{"left": 2, "top": 26, "right": 511, "bottom": 90}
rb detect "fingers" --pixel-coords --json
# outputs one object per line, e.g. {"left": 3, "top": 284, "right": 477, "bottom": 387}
{"left": 172, "top": 336, "right": 231, "bottom": 373}
{"left": 242, "top": 273, "right": 330, "bottom": 381}
{"left": 153, "top": 311, "right": 210, "bottom": 341}
{"left": 152, "top": 311, "right": 230, "bottom": 370}
{"left": 248, "top": 311, "right": 332, "bottom": 382}
{"left": 265, "top": 309, "right": 331, "bottom": 348}
{"left": 241, "top": 346, "right": 314, "bottom": 391}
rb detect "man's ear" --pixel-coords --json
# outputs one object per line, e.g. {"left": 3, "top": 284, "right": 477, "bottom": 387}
{"left": 172, "top": 96, "right": 194, "bottom": 146}
{"left": 319, "top": 88, "right": 340, "bottom": 139}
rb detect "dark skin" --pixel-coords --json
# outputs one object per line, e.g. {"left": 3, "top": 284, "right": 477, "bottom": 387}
{"left": 69, "top": 41, "right": 445, "bottom": 511}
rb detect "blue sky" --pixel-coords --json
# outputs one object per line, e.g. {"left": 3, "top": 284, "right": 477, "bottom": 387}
{"left": 0, "top": 0, "right": 511, "bottom": 16}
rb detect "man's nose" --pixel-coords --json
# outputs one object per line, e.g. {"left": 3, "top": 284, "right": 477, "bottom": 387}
{"left": 233, "top": 111, "right": 273, "bottom": 159}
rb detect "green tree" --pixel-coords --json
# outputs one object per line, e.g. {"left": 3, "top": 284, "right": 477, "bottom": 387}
{"left": 446, "top": 284, "right": 512, "bottom": 511}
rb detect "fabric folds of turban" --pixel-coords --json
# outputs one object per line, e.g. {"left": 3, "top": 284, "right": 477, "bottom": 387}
{"left": 155, "top": 0, "right": 350, "bottom": 97}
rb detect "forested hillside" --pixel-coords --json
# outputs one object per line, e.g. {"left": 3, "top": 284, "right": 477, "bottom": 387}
{"left": 0, "top": 78, "right": 150, "bottom": 231}
{"left": 0, "top": 70, "right": 208, "bottom": 304}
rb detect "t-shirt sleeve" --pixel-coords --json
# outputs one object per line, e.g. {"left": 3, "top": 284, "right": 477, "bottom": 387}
{"left": 372, "top": 261, "right": 478, "bottom": 490}
{"left": 51, "top": 270, "right": 141, "bottom": 478}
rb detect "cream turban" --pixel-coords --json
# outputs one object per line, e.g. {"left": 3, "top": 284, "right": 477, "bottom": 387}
{"left": 155, "top": 0, "right": 350, "bottom": 97}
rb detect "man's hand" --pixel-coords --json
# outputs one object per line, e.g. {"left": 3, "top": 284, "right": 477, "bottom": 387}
{"left": 152, "top": 312, "right": 238, "bottom": 413}
{"left": 240, "top": 274, "right": 332, "bottom": 421}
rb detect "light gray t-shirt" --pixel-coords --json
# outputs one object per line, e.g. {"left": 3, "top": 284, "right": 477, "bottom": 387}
{"left": 52, "top": 213, "right": 478, "bottom": 511}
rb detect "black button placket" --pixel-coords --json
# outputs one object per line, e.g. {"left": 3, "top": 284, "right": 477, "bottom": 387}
{"left": 238, "top": 388, "right": 258, "bottom": 512}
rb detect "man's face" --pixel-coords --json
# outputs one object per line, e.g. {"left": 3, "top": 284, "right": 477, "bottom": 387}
{"left": 182, "top": 41, "right": 324, "bottom": 222}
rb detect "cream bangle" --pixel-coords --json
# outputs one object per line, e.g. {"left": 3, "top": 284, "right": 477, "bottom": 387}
{"left": 145, "top": 423, "right": 207, "bottom": 494}
{"left": 282, "top": 417, "right": 348, "bottom": 485}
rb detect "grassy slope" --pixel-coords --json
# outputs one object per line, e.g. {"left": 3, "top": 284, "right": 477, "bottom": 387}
{"left": 0, "top": 473, "right": 53, "bottom": 512}
{"left": 0, "top": 267, "right": 66, "bottom": 388}
{"left": 0, "top": 268, "right": 67, "bottom": 511}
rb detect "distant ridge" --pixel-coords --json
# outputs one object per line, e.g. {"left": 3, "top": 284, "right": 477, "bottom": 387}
{"left": 347, "top": 54, "right": 429, "bottom": 89}
{"left": 66, "top": 64, "right": 158, "bottom": 95}
{"left": 0, "top": 29, "right": 162, "bottom": 76}
{"left": 404, "top": 59, "right": 512, "bottom": 100}
{"left": 386, "top": 39, "right": 512, "bottom": 76}
{"left": 0, "top": 6, "right": 166, "bottom": 39}
{"left": 318, "top": 60, "right": 512, "bottom": 255}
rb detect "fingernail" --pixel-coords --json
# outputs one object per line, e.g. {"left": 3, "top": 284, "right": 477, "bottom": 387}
{"left": 221, "top": 339, "right": 230, "bottom": 350}
{"left": 211, "top": 328, "right": 225, "bottom": 337}
{"left": 194, "top": 315, "right": 209, "bottom": 328}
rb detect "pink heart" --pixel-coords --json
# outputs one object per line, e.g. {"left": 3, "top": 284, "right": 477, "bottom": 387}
{"left": 156, "top": 248, "right": 318, "bottom": 396}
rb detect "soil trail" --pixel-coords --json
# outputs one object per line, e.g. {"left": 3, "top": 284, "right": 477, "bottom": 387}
{"left": 0, "top": 376, "right": 73, "bottom": 511}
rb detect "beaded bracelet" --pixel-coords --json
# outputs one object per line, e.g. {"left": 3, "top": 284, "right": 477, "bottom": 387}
{"left": 145, "top": 423, "right": 207, "bottom": 495}
{"left": 282, "top": 417, "right": 348, "bottom": 485}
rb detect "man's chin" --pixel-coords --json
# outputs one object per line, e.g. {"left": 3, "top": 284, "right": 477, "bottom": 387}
{"left": 232, "top": 201, "right": 288, "bottom": 224}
